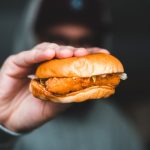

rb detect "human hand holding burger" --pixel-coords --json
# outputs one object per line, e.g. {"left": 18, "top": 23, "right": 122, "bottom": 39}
{"left": 0, "top": 42, "right": 111, "bottom": 133}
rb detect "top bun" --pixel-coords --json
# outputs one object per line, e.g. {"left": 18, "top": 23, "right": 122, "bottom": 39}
{"left": 36, "top": 53, "right": 124, "bottom": 78}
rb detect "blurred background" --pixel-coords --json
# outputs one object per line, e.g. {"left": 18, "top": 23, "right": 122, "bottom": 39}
{"left": 0, "top": 0, "right": 150, "bottom": 149}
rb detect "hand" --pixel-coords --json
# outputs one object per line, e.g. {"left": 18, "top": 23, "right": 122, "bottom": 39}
{"left": 0, "top": 42, "right": 109, "bottom": 132}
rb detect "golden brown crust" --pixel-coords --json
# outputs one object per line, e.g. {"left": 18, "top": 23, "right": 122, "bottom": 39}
{"left": 36, "top": 53, "right": 124, "bottom": 78}
{"left": 30, "top": 79, "right": 115, "bottom": 103}
{"left": 45, "top": 74, "right": 120, "bottom": 95}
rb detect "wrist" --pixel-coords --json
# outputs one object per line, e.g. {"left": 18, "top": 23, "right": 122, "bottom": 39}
{"left": 0, "top": 102, "right": 18, "bottom": 133}
{"left": 0, "top": 100, "right": 12, "bottom": 130}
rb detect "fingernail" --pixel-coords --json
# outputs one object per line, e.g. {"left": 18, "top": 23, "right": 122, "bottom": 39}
{"left": 74, "top": 48, "right": 89, "bottom": 56}
{"left": 101, "top": 49, "right": 110, "bottom": 54}
{"left": 59, "top": 49, "right": 73, "bottom": 58}
{"left": 66, "top": 46, "right": 75, "bottom": 50}
{"left": 44, "top": 49, "right": 55, "bottom": 58}
{"left": 47, "top": 43, "right": 59, "bottom": 50}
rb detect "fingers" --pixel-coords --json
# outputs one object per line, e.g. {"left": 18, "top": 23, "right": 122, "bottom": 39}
{"left": 8, "top": 43, "right": 74, "bottom": 68}
{"left": 34, "top": 43, "right": 93, "bottom": 58}
{"left": 12, "top": 48, "right": 56, "bottom": 68}
{"left": 4, "top": 43, "right": 110, "bottom": 72}
{"left": 73, "top": 47, "right": 110, "bottom": 57}
{"left": 87, "top": 47, "right": 110, "bottom": 54}
{"left": 34, "top": 43, "right": 75, "bottom": 59}
{"left": 73, "top": 48, "right": 89, "bottom": 57}
{"left": 55, "top": 46, "right": 74, "bottom": 58}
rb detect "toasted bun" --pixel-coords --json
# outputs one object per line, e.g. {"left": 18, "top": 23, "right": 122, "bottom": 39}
{"left": 30, "top": 80, "right": 115, "bottom": 103}
{"left": 36, "top": 53, "right": 124, "bottom": 78}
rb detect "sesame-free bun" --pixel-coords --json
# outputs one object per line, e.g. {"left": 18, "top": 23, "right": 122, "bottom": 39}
{"left": 30, "top": 79, "right": 115, "bottom": 103}
{"left": 36, "top": 53, "right": 124, "bottom": 78}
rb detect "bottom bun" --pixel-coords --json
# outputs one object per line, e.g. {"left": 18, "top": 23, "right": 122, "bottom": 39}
{"left": 30, "top": 80, "right": 115, "bottom": 103}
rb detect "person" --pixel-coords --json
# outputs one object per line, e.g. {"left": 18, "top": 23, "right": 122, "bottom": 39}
{"left": 0, "top": 0, "right": 144, "bottom": 150}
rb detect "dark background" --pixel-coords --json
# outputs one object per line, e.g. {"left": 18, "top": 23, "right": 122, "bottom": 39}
{"left": 0, "top": 0, "right": 150, "bottom": 148}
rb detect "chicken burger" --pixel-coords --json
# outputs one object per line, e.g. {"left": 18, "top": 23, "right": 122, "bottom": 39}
{"left": 29, "top": 53, "right": 127, "bottom": 103}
